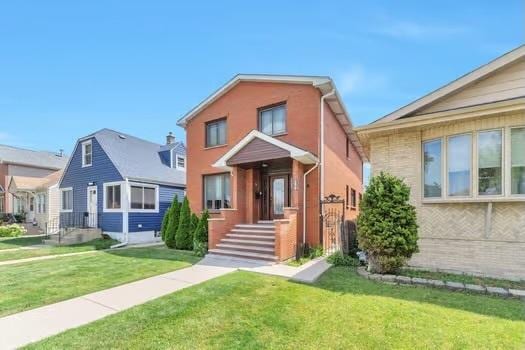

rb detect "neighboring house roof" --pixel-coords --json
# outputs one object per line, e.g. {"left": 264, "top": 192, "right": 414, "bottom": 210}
{"left": 79, "top": 129, "right": 186, "bottom": 186}
{"left": 176, "top": 74, "right": 367, "bottom": 161}
{"left": 213, "top": 130, "right": 318, "bottom": 170}
{"left": 8, "top": 170, "right": 63, "bottom": 193}
{"left": 0, "top": 144, "right": 68, "bottom": 170}
{"left": 372, "top": 45, "right": 525, "bottom": 125}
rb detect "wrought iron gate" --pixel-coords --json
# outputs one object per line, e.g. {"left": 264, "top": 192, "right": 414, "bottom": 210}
{"left": 320, "top": 194, "right": 345, "bottom": 255}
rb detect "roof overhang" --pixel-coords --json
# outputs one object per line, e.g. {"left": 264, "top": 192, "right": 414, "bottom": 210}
{"left": 176, "top": 74, "right": 367, "bottom": 162}
{"left": 212, "top": 130, "right": 319, "bottom": 171}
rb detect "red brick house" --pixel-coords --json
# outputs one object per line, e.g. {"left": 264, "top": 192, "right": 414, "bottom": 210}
{"left": 177, "top": 75, "right": 365, "bottom": 262}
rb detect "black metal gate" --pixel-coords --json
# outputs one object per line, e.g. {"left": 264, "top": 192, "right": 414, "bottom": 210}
{"left": 320, "top": 194, "right": 345, "bottom": 255}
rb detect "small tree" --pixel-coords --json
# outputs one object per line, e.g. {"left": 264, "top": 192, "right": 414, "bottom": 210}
{"left": 193, "top": 210, "right": 209, "bottom": 256}
{"left": 190, "top": 213, "right": 199, "bottom": 236}
{"left": 160, "top": 199, "right": 174, "bottom": 241}
{"left": 175, "top": 197, "right": 192, "bottom": 250}
{"left": 357, "top": 172, "right": 419, "bottom": 274}
{"left": 165, "top": 195, "right": 181, "bottom": 248}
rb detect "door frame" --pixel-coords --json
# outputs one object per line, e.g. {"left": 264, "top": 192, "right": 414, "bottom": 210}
{"left": 86, "top": 185, "right": 98, "bottom": 228}
{"left": 261, "top": 173, "right": 290, "bottom": 220}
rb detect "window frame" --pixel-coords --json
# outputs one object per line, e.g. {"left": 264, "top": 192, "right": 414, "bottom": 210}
{"left": 81, "top": 140, "right": 93, "bottom": 167}
{"left": 128, "top": 183, "right": 159, "bottom": 213}
{"left": 258, "top": 103, "right": 287, "bottom": 136}
{"left": 350, "top": 188, "right": 357, "bottom": 209}
{"left": 476, "top": 128, "right": 504, "bottom": 198}
{"left": 446, "top": 132, "right": 473, "bottom": 198}
{"left": 202, "top": 173, "right": 231, "bottom": 211}
{"left": 175, "top": 154, "right": 186, "bottom": 171}
{"left": 205, "top": 118, "right": 227, "bottom": 148}
{"left": 60, "top": 187, "right": 73, "bottom": 213}
{"left": 422, "top": 138, "right": 444, "bottom": 199}
{"left": 103, "top": 182, "right": 123, "bottom": 212}
{"left": 508, "top": 126, "right": 525, "bottom": 198}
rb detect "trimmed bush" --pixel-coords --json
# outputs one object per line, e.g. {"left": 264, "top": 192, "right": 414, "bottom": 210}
{"left": 164, "top": 195, "right": 181, "bottom": 248}
{"left": 160, "top": 205, "right": 171, "bottom": 241}
{"left": 193, "top": 210, "right": 209, "bottom": 255}
{"left": 175, "top": 197, "right": 193, "bottom": 250}
{"left": 327, "top": 251, "right": 359, "bottom": 267}
{"left": 357, "top": 172, "right": 418, "bottom": 274}
{"left": 0, "top": 224, "right": 27, "bottom": 237}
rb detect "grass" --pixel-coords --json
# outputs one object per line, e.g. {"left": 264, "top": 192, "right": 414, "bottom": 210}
{"left": 0, "top": 246, "right": 200, "bottom": 317}
{"left": 286, "top": 257, "right": 312, "bottom": 267}
{"left": 399, "top": 268, "right": 525, "bottom": 290}
{"left": 26, "top": 267, "right": 525, "bottom": 349}
{"left": 0, "top": 236, "right": 44, "bottom": 250}
{"left": 0, "top": 238, "right": 119, "bottom": 262}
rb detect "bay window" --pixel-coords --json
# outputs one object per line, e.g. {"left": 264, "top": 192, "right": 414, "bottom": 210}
{"left": 478, "top": 130, "right": 502, "bottom": 195}
{"left": 423, "top": 139, "right": 442, "bottom": 198}
{"left": 511, "top": 127, "right": 525, "bottom": 195}
{"left": 447, "top": 134, "right": 472, "bottom": 197}
{"left": 204, "top": 173, "right": 231, "bottom": 210}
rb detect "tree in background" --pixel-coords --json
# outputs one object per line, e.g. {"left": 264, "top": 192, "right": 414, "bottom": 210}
{"left": 164, "top": 195, "right": 181, "bottom": 248}
{"left": 161, "top": 197, "right": 178, "bottom": 241}
{"left": 357, "top": 172, "right": 418, "bottom": 274}
{"left": 175, "top": 197, "right": 193, "bottom": 250}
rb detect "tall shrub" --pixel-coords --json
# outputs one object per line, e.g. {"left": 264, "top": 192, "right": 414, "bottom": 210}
{"left": 357, "top": 172, "right": 418, "bottom": 274}
{"left": 160, "top": 201, "right": 172, "bottom": 241}
{"left": 175, "top": 197, "right": 192, "bottom": 250}
{"left": 190, "top": 213, "right": 199, "bottom": 236}
{"left": 165, "top": 195, "right": 181, "bottom": 248}
{"left": 193, "top": 210, "right": 209, "bottom": 244}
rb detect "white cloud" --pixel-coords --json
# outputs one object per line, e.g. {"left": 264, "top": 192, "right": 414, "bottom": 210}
{"left": 372, "top": 20, "right": 469, "bottom": 40}
{"left": 337, "top": 65, "right": 389, "bottom": 96}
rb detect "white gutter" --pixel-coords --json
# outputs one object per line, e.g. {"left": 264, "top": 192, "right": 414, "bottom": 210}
{"left": 111, "top": 178, "right": 130, "bottom": 249}
{"left": 302, "top": 162, "right": 319, "bottom": 244}
{"left": 320, "top": 89, "right": 335, "bottom": 201}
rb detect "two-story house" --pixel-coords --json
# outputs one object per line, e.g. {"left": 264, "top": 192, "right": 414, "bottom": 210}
{"left": 177, "top": 74, "right": 365, "bottom": 262}
{"left": 59, "top": 129, "right": 186, "bottom": 244}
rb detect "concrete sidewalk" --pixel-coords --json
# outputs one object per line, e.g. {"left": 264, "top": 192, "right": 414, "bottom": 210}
{"left": 0, "top": 261, "right": 235, "bottom": 349}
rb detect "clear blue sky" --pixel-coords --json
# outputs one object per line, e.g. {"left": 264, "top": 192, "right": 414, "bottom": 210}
{"left": 0, "top": 1, "right": 523, "bottom": 154}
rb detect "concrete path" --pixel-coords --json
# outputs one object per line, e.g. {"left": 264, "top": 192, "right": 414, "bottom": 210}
{"left": 0, "top": 261, "right": 235, "bottom": 349}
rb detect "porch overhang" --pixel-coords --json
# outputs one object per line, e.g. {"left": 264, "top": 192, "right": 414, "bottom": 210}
{"left": 212, "top": 130, "right": 318, "bottom": 171}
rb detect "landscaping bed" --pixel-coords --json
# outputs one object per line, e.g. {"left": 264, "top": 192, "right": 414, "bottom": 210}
{"left": 25, "top": 267, "right": 525, "bottom": 349}
{"left": 0, "top": 247, "right": 200, "bottom": 317}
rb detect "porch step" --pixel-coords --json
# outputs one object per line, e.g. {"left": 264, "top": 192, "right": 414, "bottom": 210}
{"left": 235, "top": 224, "right": 274, "bottom": 230}
{"left": 216, "top": 243, "right": 274, "bottom": 253}
{"left": 221, "top": 238, "right": 275, "bottom": 247}
{"left": 257, "top": 220, "right": 274, "bottom": 224}
{"left": 226, "top": 233, "right": 275, "bottom": 241}
{"left": 230, "top": 228, "right": 275, "bottom": 235}
{"left": 208, "top": 248, "right": 278, "bottom": 262}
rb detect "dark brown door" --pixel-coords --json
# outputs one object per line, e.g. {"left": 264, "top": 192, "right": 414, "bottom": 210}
{"left": 269, "top": 175, "right": 289, "bottom": 219}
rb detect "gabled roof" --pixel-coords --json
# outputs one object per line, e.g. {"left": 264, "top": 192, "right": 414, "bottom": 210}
{"left": 9, "top": 170, "right": 63, "bottom": 192}
{"left": 373, "top": 45, "right": 525, "bottom": 124}
{"left": 0, "top": 144, "right": 68, "bottom": 170}
{"left": 176, "top": 74, "right": 367, "bottom": 161}
{"left": 212, "top": 130, "right": 318, "bottom": 170}
{"left": 78, "top": 129, "right": 186, "bottom": 186}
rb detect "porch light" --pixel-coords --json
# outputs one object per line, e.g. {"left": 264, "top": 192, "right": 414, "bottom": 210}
{"left": 88, "top": 182, "right": 96, "bottom": 186}
{"left": 261, "top": 163, "right": 268, "bottom": 168}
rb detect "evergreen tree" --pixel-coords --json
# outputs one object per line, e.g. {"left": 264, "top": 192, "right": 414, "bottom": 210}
{"left": 165, "top": 195, "right": 181, "bottom": 248}
{"left": 193, "top": 210, "right": 209, "bottom": 244}
{"left": 160, "top": 201, "right": 172, "bottom": 241}
{"left": 175, "top": 197, "right": 192, "bottom": 250}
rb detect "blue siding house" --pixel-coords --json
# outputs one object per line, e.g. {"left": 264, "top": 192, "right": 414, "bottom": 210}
{"left": 59, "top": 129, "right": 186, "bottom": 243}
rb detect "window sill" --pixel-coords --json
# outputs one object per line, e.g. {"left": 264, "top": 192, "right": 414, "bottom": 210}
{"left": 82, "top": 164, "right": 92, "bottom": 168}
{"left": 129, "top": 209, "right": 159, "bottom": 214}
{"left": 204, "top": 144, "right": 228, "bottom": 150}
{"left": 263, "top": 132, "right": 288, "bottom": 138}
{"left": 422, "top": 197, "right": 525, "bottom": 204}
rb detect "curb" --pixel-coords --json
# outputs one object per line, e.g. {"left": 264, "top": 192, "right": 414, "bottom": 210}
{"left": 357, "top": 267, "right": 525, "bottom": 300}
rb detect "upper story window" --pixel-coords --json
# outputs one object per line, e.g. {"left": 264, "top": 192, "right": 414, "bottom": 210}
{"left": 346, "top": 137, "right": 350, "bottom": 159}
{"left": 350, "top": 188, "right": 357, "bottom": 208}
{"left": 82, "top": 140, "right": 92, "bottom": 167}
{"left": 104, "top": 184, "right": 121, "bottom": 210}
{"left": 176, "top": 154, "right": 186, "bottom": 170}
{"left": 130, "top": 185, "right": 157, "bottom": 211}
{"left": 259, "top": 104, "right": 286, "bottom": 136}
{"left": 206, "top": 118, "right": 227, "bottom": 148}
{"left": 422, "top": 126, "right": 525, "bottom": 200}
{"left": 60, "top": 188, "right": 73, "bottom": 212}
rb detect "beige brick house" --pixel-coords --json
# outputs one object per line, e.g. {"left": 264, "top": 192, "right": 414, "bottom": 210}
{"left": 356, "top": 45, "right": 525, "bottom": 279}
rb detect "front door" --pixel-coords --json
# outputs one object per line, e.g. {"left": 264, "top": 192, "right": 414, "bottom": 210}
{"left": 269, "top": 175, "right": 289, "bottom": 220}
{"left": 86, "top": 186, "right": 97, "bottom": 228}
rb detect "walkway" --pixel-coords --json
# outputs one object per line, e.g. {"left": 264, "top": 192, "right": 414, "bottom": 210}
{"left": 0, "top": 255, "right": 331, "bottom": 349}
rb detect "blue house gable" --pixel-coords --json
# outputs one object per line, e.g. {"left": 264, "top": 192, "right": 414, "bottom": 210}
{"left": 59, "top": 129, "right": 186, "bottom": 244}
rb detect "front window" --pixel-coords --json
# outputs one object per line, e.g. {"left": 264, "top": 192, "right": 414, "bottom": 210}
{"left": 204, "top": 173, "right": 231, "bottom": 210}
{"left": 423, "top": 139, "right": 442, "bottom": 198}
{"left": 105, "top": 185, "right": 121, "bottom": 209}
{"left": 259, "top": 104, "right": 286, "bottom": 136}
{"left": 447, "top": 134, "right": 472, "bottom": 197}
{"left": 478, "top": 130, "right": 502, "bottom": 195}
{"left": 82, "top": 140, "right": 92, "bottom": 167}
{"left": 206, "top": 119, "right": 227, "bottom": 148}
{"left": 130, "top": 185, "right": 157, "bottom": 210}
{"left": 511, "top": 127, "right": 525, "bottom": 195}
{"left": 61, "top": 189, "right": 73, "bottom": 211}
{"left": 37, "top": 194, "right": 46, "bottom": 214}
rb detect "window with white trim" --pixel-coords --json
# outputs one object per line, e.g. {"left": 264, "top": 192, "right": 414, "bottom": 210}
{"left": 82, "top": 140, "right": 92, "bottom": 167}
{"left": 37, "top": 193, "right": 46, "bottom": 214}
{"left": 130, "top": 185, "right": 157, "bottom": 210}
{"left": 478, "top": 130, "right": 502, "bottom": 195}
{"left": 511, "top": 127, "right": 525, "bottom": 195}
{"left": 447, "top": 134, "right": 472, "bottom": 197}
{"left": 176, "top": 155, "right": 186, "bottom": 170}
{"left": 61, "top": 189, "right": 73, "bottom": 211}
{"left": 105, "top": 184, "right": 121, "bottom": 209}
{"left": 423, "top": 139, "right": 442, "bottom": 198}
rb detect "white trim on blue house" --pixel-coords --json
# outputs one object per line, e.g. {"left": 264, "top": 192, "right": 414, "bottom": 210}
{"left": 103, "top": 181, "right": 126, "bottom": 213}
{"left": 81, "top": 140, "right": 92, "bottom": 168}
{"left": 128, "top": 182, "right": 160, "bottom": 213}
{"left": 59, "top": 187, "right": 73, "bottom": 213}
{"left": 175, "top": 154, "right": 186, "bottom": 171}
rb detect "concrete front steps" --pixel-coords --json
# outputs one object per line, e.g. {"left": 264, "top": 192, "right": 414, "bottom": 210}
{"left": 43, "top": 228, "right": 102, "bottom": 246}
{"left": 208, "top": 222, "right": 278, "bottom": 262}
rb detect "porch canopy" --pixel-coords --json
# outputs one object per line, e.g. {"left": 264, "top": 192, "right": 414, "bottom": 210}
{"left": 212, "top": 130, "right": 318, "bottom": 170}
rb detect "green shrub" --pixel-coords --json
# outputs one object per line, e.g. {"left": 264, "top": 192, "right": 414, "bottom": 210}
{"left": 308, "top": 245, "right": 323, "bottom": 259}
{"left": 327, "top": 251, "right": 359, "bottom": 267}
{"left": 193, "top": 210, "right": 209, "bottom": 255}
{"left": 164, "top": 195, "right": 181, "bottom": 248}
{"left": 160, "top": 206, "right": 171, "bottom": 241}
{"left": 193, "top": 241, "right": 208, "bottom": 257}
{"left": 175, "top": 197, "right": 193, "bottom": 250}
{"left": 0, "top": 224, "right": 27, "bottom": 237}
{"left": 190, "top": 213, "right": 199, "bottom": 235}
{"left": 357, "top": 172, "right": 419, "bottom": 274}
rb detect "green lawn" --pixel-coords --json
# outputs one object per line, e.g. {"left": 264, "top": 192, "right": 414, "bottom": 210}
{"left": 0, "top": 238, "right": 118, "bottom": 262}
{"left": 26, "top": 267, "right": 525, "bottom": 350}
{"left": 0, "top": 247, "right": 200, "bottom": 317}
{"left": 0, "top": 236, "right": 44, "bottom": 250}
{"left": 399, "top": 268, "right": 525, "bottom": 290}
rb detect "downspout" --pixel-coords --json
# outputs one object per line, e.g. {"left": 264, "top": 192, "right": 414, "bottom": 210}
{"left": 111, "top": 178, "right": 130, "bottom": 249}
{"left": 302, "top": 162, "right": 319, "bottom": 244}
{"left": 320, "top": 89, "right": 335, "bottom": 201}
